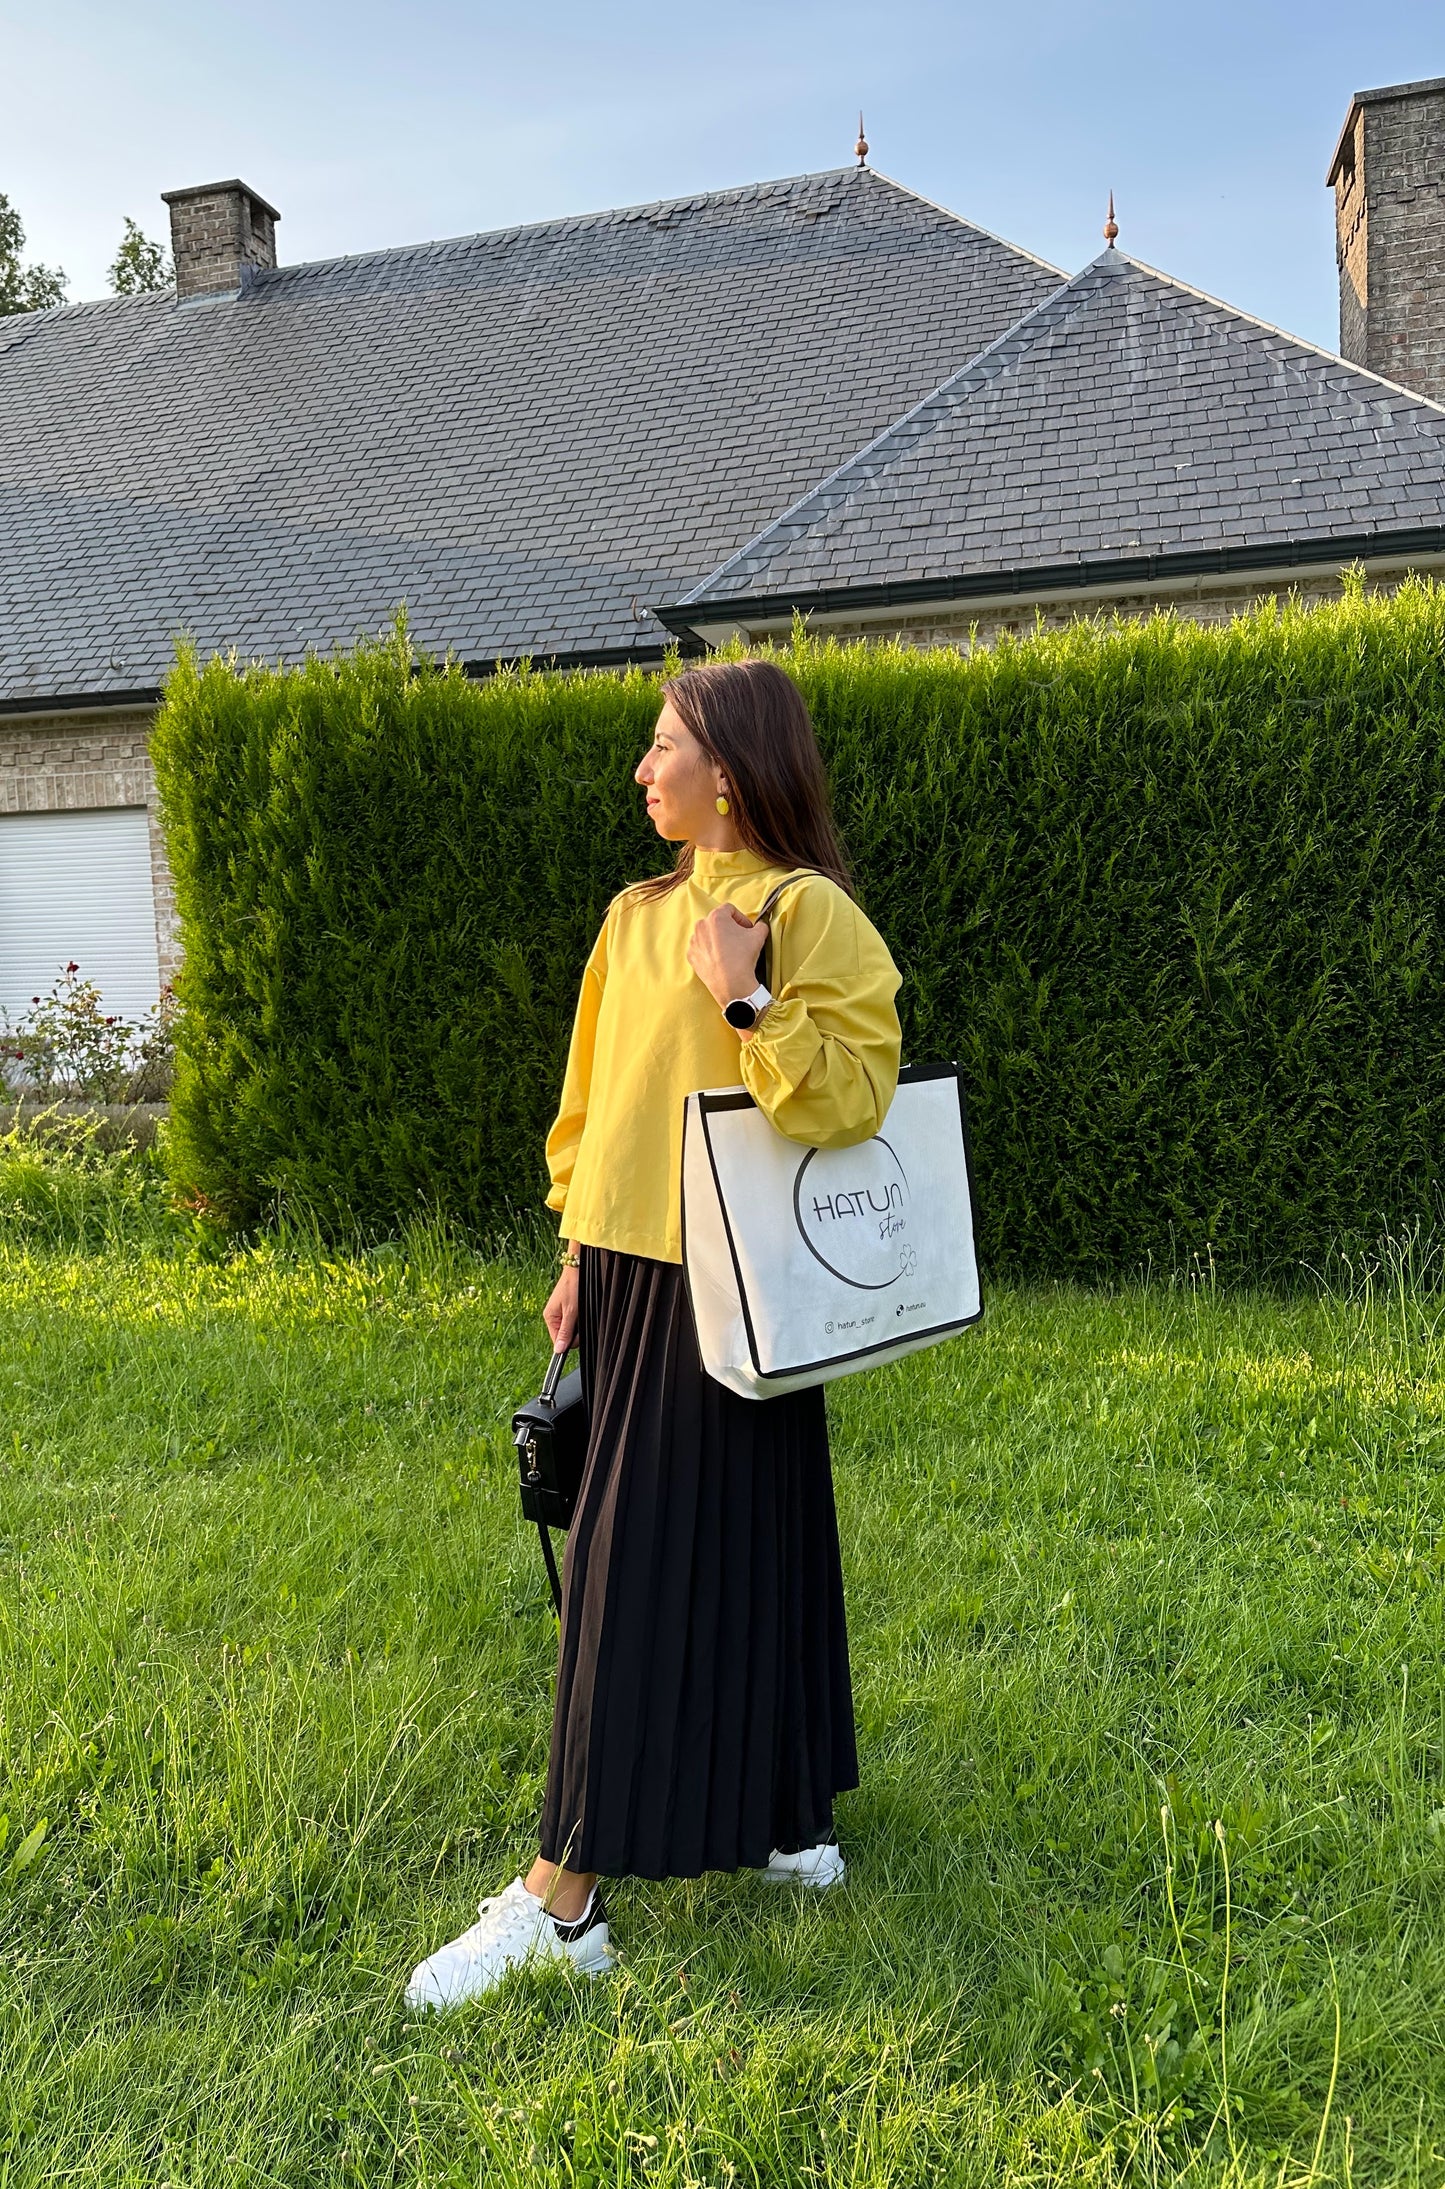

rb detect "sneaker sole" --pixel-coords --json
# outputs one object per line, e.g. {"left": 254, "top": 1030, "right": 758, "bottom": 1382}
{"left": 564, "top": 1932, "right": 618, "bottom": 1978}
{"left": 405, "top": 1927, "right": 617, "bottom": 2011}
{"left": 761, "top": 1851, "right": 846, "bottom": 1888}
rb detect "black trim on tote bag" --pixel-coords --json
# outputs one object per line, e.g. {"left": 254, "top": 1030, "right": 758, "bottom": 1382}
{"left": 686, "top": 1063, "right": 984, "bottom": 1385}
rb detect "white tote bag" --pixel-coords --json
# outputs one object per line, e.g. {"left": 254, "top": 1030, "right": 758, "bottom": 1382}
{"left": 681, "top": 1063, "right": 983, "bottom": 1399}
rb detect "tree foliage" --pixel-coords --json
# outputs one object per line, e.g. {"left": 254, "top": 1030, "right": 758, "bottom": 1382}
{"left": 0, "top": 189, "right": 65, "bottom": 315}
{"left": 107, "top": 217, "right": 171, "bottom": 295}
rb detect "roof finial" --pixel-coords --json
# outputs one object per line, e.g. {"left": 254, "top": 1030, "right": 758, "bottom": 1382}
{"left": 855, "top": 112, "right": 869, "bottom": 167}
{"left": 1103, "top": 190, "right": 1118, "bottom": 248}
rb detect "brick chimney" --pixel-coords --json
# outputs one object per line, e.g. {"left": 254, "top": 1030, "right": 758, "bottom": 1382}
{"left": 161, "top": 179, "right": 280, "bottom": 301}
{"left": 1328, "top": 77, "right": 1445, "bottom": 406}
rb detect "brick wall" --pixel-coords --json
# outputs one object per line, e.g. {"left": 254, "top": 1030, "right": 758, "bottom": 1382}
{"left": 0, "top": 707, "right": 176, "bottom": 983}
{"left": 1333, "top": 81, "right": 1445, "bottom": 406}
{"left": 758, "top": 567, "right": 1382, "bottom": 653}
{"left": 162, "top": 181, "right": 278, "bottom": 301}
{"left": 1333, "top": 108, "right": 1370, "bottom": 365}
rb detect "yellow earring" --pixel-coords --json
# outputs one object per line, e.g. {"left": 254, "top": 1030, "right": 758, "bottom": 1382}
{"left": 716, "top": 793, "right": 730, "bottom": 817}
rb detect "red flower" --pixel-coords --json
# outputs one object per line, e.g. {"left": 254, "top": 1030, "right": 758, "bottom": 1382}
{"left": 65, "top": 961, "right": 79, "bottom": 974}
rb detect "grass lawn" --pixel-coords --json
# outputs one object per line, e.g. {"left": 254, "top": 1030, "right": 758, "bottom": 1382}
{"left": 2, "top": 1151, "right": 1444, "bottom": 2186}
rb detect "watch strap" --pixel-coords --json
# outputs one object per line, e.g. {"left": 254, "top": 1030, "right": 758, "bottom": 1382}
{"left": 723, "top": 984, "right": 773, "bottom": 1029}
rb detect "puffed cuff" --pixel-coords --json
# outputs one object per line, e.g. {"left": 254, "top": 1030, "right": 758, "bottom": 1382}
{"left": 739, "top": 993, "right": 823, "bottom": 1103}
{"left": 545, "top": 1180, "right": 569, "bottom": 1214}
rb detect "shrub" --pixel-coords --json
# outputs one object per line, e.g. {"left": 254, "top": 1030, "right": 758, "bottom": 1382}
{"left": 2, "top": 965, "right": 176, "bottom": 1102}
{"left": 151, "top": 581, "right": 1445, "bottom": 1283}
{"left": 152, "top": 623, "right": 660, "bottom": 1243}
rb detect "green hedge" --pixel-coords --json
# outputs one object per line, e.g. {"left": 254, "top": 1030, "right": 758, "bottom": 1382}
{"left": 152, "top": 581, "right": 1445, "bottom": 1283}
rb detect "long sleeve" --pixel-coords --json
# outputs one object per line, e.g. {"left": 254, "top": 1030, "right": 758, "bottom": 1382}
{"left": 739, "top": 880, "right": 901, "bottom": 1148}
{"left": 544, "top": 910, "right": 612, "bottom": 1219}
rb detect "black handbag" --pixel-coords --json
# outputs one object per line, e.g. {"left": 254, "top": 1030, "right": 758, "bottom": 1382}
{"left": 513, "top": 1347, "right": 587, "bottom": 1612}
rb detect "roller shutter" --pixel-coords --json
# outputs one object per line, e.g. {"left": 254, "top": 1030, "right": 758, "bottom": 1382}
{"left": 0, "top": 807, "right": 162, "bottom": 1026}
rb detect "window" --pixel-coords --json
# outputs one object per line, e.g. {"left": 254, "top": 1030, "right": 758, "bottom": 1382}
{"left": 0, "top": 808, "right": 162, "bottom": 1024}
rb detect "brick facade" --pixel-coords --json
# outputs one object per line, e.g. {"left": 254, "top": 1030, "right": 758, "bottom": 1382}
{"left": 1333, "top": 107, "right": 1370, "bottom": 366}
{"left": 0, "top": 707, "right": 177, "bottom": 984}
{"left": 1331, "top": 78, "right": 1445, "bottom": 407}
{"left": 732, "top": 565, "right": 1433, "bottom": 653}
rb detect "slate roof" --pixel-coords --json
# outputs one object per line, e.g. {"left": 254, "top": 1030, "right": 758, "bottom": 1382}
{"left": 667, "top": 249, "right": 1445, "bottom": 625}
{"left": 0, "top": 167, "right": 1063, "bottom": 708}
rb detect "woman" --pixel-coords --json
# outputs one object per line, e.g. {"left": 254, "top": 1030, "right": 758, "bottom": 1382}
{"left": 407, "top": 659, "right": 901, "bottom": 2008}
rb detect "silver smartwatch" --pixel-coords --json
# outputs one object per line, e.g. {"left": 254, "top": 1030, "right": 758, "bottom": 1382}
{"left": 722, "top": 984, "right": 773, "bottom": 1031}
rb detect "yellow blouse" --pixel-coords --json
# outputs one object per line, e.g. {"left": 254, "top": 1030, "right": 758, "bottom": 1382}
{"left": 545, "top": 846, "right": 903, "bottom": 1265}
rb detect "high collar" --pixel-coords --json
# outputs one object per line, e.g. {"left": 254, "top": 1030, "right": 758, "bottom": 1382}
{"left": 691, "top": 845, "right": 774, "bottom": 880}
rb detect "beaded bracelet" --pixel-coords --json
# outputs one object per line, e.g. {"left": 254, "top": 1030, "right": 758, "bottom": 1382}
{"left": 558, "top": 1250, "right": 580, "bottom": 1269}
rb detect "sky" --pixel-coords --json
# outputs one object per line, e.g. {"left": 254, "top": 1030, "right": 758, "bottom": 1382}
{"left": 2, "top": 0, "right": 1440, "bottom": 353}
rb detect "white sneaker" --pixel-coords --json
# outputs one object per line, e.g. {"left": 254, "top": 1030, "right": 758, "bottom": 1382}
{"left": 405, "top": 1877, "right": 615, "bottom": 2011}
{"left": 761, "top": 1840, "right": 846, "bottom": 1888}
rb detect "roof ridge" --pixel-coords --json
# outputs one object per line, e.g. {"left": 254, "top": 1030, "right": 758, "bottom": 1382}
{"left": 863, "top": 166, "right": 1066, "bottom": 278}
{"left": 254, "top": 165, "right": 888, "bottom": 284}
{"left": 677, "top": 245, "right": 1445, "bottom": 608}
{"left": 0, "top": 287, "right": 173, "bottom": 330}
{"left": 1102, "top": 247, "right": 1445, "bottom": 421}
{"left": 2, "top": 165, "right": 1048, "bottom": 318}
{"left": 676, "top": 257, "right": 1101, "bottom": 603}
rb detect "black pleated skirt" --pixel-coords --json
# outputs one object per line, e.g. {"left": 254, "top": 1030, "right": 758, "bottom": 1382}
{"left": 538, "top": 1245, "right": 858, "bottom": 1880}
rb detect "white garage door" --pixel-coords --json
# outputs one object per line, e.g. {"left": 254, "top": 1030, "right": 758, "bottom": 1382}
{"left": 0, "top": 808, "right": 162, "bottom": 1026}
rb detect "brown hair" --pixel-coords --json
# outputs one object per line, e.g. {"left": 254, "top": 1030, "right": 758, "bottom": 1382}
{"left": 633, "top": 659, "right": 854, "bottom": 901}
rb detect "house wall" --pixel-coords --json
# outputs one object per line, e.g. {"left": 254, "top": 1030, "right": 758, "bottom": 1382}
{"left": 0, "top": 707, "right": 177, "bottom": 986}
{"left": 743, "top": 566, "right": 1412, "bottom": 652}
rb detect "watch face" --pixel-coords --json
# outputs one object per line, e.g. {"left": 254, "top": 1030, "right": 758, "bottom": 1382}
{"left": 723, "top": 998, "right": 757, "bottom": 1030}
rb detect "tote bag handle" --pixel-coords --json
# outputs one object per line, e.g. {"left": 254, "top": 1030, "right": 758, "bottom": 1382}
{"left": 751, "top": 871, "right": 813, "bottom": 986}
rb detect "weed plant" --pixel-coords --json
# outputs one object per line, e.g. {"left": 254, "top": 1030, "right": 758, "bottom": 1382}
{"left": 2, "top": 1155, "right": 1444, "bottom": 2184}
{"left": 0, "top": 1117, "right": 177, "bottom": 1253}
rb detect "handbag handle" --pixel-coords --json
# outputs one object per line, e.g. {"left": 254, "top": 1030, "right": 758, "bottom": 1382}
{"left": 541, "top": 1346, "right": 571, "bottom": 1404}
{"left": 752, "top": 871, "right": 813, "bottom": 986}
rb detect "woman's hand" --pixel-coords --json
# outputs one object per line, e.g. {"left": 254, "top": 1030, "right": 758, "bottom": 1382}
{"left": 544, "top": 1261, "right": 579, "bottom": 1352}
{"left": 687, "top": 905, "right": 768, "bottom": 1015}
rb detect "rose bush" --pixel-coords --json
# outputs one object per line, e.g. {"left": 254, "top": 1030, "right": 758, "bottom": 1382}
{"left": 2, "top": 964, "right": 177, "bottom": 1103}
